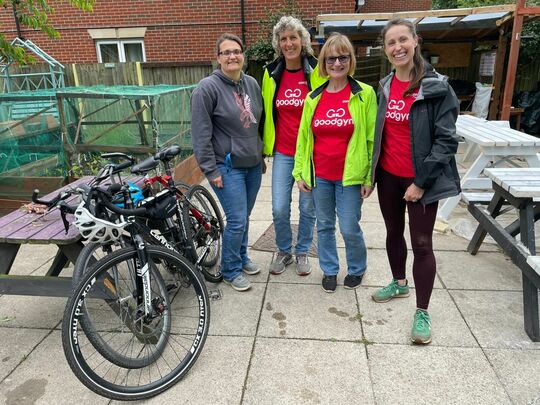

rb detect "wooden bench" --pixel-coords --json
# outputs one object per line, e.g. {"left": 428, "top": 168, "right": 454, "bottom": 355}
{"left": 438, "top": 115, "right": 540, "bottom": 220}
{"left": 467, "top": 168, "right": 540, "bottom": 341}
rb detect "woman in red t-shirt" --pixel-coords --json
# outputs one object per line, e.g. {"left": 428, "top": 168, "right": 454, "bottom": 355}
{"left": 370, "top": 19, "right": 460, "bottom": 345}
{"left": 294, "top": 33, "right": 377, "bottom": 293}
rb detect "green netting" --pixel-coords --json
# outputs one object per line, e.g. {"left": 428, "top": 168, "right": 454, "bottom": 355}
{"left": 0, "top": 85, "right": 195, "bottom": 200}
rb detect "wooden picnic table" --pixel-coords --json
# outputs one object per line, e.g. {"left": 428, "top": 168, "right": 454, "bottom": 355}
{"left": 438, "top": 115, "right": 540, "bottom": 220}
{"left": 0, "top": 177, "right": 90, "bottom": 297}
{"left": 0, "top": 175, "right": 141, "bottom": 297}
{"left": 466, "top": 168, "right": 540, "bottom": 341}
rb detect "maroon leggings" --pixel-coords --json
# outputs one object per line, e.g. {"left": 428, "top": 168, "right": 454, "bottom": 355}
{"left": 376, "top": 168, "right": 438, "bottom": 310}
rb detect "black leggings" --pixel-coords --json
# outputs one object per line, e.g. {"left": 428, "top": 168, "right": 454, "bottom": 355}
{"left": 376, "top": 168, "right": 438, "bottom": 310}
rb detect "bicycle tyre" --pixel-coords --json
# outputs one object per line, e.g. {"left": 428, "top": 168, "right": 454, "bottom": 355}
{"left": 62, "top": 245, "right": 210, "bottom": 400}
{"left": 183, "top": 184, "right": 223, "bottom": 283}
{"left": 72, "top": 238, "right": 130, "bottom": 288}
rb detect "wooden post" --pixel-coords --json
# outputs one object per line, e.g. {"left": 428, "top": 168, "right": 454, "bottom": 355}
{"left": 500, "top": 0, "right": 525, "bottom": 120}
{"left": 488, "top": 29, "right": 508, "bottom": 120}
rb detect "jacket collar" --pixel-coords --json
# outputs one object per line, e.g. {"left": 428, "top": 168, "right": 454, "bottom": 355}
{"left": 310, "top": 75, "right": 363, "bottom": 100}
{"left": 380, "top": 63, "right": 448, "bottom": 100}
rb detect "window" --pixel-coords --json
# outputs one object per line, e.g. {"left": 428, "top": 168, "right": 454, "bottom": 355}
{"left": 96, "top": 40, "right": 146, "bottom": 63}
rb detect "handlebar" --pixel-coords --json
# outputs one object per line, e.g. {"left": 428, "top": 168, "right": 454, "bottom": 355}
{"left": 98, "top": 188, "right": 149, "bottom": 217}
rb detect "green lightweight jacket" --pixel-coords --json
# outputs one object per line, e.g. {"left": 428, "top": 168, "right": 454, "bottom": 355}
{"left": 292, "top": 76, "right": 377, "bottom": 187}
{"left": 261, "top": 55, "right": 326, "bottom": 156}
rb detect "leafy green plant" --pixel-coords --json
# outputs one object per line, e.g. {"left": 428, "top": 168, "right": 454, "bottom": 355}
{"left": 0, "top": 0, "right": 94, "bottom": 65}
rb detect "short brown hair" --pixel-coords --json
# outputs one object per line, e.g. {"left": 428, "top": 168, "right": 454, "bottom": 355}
{"left": 318, "top": 33, "right": 356, "bottom": 77}
{"left": 216, "top": 33, "right": 244, "bottom": 55}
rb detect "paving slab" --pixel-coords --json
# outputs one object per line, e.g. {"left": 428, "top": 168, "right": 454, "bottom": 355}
{"left": 437, "top": 251, "right": 522, "bottom": 291}
{"left": 258, "top": 283, "right": 362, "bottom": 341}
{"left": 207, "top": 281, "right": 265, "bottom": 337}
{"left": 244, "top": 337, "right": 374, "bottom": 404}
{"left": 352, "top": 221, "right": 499, "bottom": 252}
{"left": 450, "top": 289, "right": 540, "bottom": 350}
{"left": 127, "top": 336, "right": 253, "bottom": 405}
{"left": 368, "top": 344, "right": 512, "bottom": 405}
{"left": 358, "top": 288, "right": 478, "bottom": 347}
{"left": 484, "top": 348, "right": 540, "bottom": 405}
{"left": 0, "top": 331, "right": 108, "bottom": 405}
{"left": 0, "top": 327, "right": 50, "bottom": 381}
{"left": 7, "top": 244, "right": 57, "bottom": 276}
{"left": 362, "top": 248, "right": 443, "bottom": 289}
{"left": 0, "top": 295, "right": 65, "bottom": 329}
{"left": 247, "top": 220, "right": 272, "bottom": 249}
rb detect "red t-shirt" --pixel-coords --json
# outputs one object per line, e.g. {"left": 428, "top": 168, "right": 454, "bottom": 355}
{"left": 311, "top": 83, "right": 354, "bottom": 181}
{"left": 274, "top": 69, "right": 309, "bottom": 156}
{"left": 379, "top": 77, "right": 418, "bottom": 177}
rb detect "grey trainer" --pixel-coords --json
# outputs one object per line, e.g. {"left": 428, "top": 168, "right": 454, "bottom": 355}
{"left": 295, "top": 254, "right": 311, "bottom": 276}
{"left": 243, "top": 261, "right": 261, "bottom": 275}
{"left": 223, "top": 274, "right": 251, "bottom": 291}
{"left": 269, "top": 251, "right": 293, "bottom": 275}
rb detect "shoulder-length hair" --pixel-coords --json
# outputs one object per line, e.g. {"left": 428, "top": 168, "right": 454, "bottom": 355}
{"left": 380, "top": 18, "right": 425, "bottom": 97}
{"left": 271, "top": 16, "right": 313, "bottom": 58}
{"left": 318, "top": 32, "right": 356, "bottom": 77}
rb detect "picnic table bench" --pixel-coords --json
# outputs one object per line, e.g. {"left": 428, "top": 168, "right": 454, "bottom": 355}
{"left": 466, "top": 168, "right": 540, "bottom": 341}
{"left": 438, "top": 115, "right": 540, "bottom": 220}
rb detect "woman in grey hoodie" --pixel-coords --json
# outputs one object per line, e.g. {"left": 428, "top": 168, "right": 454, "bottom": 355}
{"left": 191, "top": 33, "right": 264, "bottom": 292}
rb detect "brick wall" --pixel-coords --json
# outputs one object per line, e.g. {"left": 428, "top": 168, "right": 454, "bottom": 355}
{"left": 0, "top": 0, "right": 431, "bottom": 64}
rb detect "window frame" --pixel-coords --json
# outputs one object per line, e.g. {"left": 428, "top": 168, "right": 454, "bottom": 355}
{"left": 95, "top": 39, "right": 146, "bottom": 63}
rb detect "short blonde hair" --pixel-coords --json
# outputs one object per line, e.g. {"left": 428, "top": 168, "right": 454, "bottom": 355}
{"left": 318, "top": 33, "right": 356, "bottom": 77}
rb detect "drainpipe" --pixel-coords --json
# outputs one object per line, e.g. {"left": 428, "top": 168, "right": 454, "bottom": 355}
{"left": 240, "top": 0, "right": 246, "bottom": 45}
{"left": 12, "top": 2, "right": 24, "bottom": 40}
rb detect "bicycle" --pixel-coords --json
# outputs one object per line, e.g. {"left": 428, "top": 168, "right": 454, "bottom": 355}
{"left": 59, "top": 182, "right": 210, "bottom": 400}
{"left": 70, "top": 146, "right": 223, "bottom": 285}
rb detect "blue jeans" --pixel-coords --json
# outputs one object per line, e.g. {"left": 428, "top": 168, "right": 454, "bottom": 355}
{"left": 210, "top": 163, "right": 262, "bottom": 281}
{"left": 311, "top": 177, "right": 367, "bottom": 276}
{"left": 272, "top": 152, "right": 315, "bottom": 255}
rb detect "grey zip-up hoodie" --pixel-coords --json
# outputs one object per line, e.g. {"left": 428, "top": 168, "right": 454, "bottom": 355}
{"left": 191, "top": 69, "right": 263, "bottom": 181}
{"left": 371, "top": 65, "right": 461, "bottom": 205}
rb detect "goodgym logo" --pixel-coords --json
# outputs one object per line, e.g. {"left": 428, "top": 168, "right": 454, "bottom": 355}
{"left": 313, "top": 107, "right": 352, "bottom": 127}
{"left": 276, "top": 88, "right": 304, "bottom": 107}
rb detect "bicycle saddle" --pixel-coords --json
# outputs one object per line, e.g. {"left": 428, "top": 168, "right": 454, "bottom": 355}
{"left": 132, "top": 156, "right": 159, "bottom": 174}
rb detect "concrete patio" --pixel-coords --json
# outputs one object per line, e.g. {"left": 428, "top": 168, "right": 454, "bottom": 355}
{"left": 0, "top": 157, "right": 539, "bottom": 405}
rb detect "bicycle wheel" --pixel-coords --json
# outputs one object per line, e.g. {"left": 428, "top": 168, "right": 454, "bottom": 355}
{"left": 62, "top": 245, "right": 210, "bottom": 400}
{"left": 72, "top": 238, "right": 130, "bottom": 287}
{"left": 183, "top": 184, "right": 223, "bottom": 283}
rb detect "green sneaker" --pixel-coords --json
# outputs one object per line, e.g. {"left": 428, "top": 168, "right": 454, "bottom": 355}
{"left": 411, "top": 309, "right": 432, "bottom": 344}
{"left": 371, "top": 279, "right": 410, "bottom": 303}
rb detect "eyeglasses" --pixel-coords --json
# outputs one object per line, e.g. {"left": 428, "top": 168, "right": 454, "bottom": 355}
{"left": 325, "top": 55, "right": 351, "bottom": 65}
{"left": 218, "top": 49, "right": 243, "bottom": 57}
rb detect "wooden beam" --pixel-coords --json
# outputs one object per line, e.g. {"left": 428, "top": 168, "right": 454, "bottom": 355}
{"left": 517, "top": 6, "right": 540, "bottom": 15}
{"left": 317, "top": 5, "right": 516, "bottom": 23}
{"left": 500, "top": 0, "right": 525, "bottom": 121}
{"left": 489, "top": 28, "right": 508, "bottom": 120}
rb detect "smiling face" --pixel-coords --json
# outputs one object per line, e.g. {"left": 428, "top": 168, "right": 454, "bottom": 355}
{"left": 383, "top": 24, "right": 418, "bottom": 73}
{"left": 279, "top": 29, "right": 302, "bottom": 66}
{"left": 217, "top": 39, "right": 244, "bottom": 79}
{"left": 325, "top": 46, "right": 351, "bottom": 82}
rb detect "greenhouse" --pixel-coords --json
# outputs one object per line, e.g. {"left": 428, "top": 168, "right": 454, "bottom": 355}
{"left": 0, "top": 84, "right": 195, "bottom": 201}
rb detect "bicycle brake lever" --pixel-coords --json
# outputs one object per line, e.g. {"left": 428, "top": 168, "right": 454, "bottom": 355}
{"left": 60, "top": 209, "right": 70, "bottom": 234}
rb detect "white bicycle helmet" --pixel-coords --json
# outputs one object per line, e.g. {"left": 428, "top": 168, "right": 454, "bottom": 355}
{"left": 74, "top": 203, "right": 127, "bottom": 243}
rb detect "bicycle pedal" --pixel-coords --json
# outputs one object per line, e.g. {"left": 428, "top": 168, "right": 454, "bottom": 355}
{"left": 208, "top": 288, "right": 222, "bottom": 301}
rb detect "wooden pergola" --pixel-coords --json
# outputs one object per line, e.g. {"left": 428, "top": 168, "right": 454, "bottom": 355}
{"left": 317, "top": 1, "right": 540, "bottom": 120}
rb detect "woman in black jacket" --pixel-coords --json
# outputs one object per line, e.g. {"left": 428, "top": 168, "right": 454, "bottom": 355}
{"left": 369, "top": 19, "right": 460, "bottom": 344}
